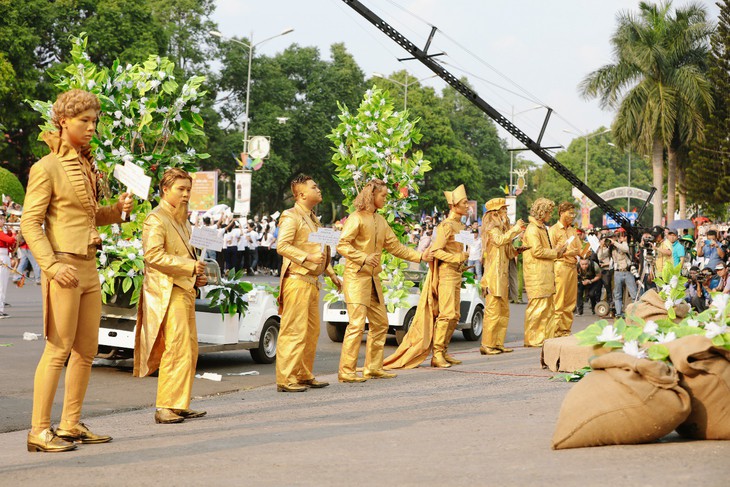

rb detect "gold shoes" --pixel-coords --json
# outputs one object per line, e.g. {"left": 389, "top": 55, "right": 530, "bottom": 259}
{"left": 500, "top": 347, "right": 514, "bottom": 353}
{"left": 444, "top": 353, "right": 462, "bottom": 365}
{"left": 27, "top": 428, "right": 77, "bottom": 453}
{"left": 171, "top": 408, "right": 207, "bottom": 419}
{"left": 338, "top": 373, "right": 367, "bottom": 383}
{"left": 299, "top": 378, "right": 330, "bottom": 388}
{"left": 277, "top": 383, "right": 307, "bottom": 392}
{"left": 480, "top": 346, "right": 503, "bottom": 355}
{"left": 430, "top": 352, "right": 452, "bottom": 368}
{"left": 363, "top": 369, "right": 397, "bottom": 379}
{"left": 56, "top": 422, "right": 112, "bottom": 444}
{"left": 155, "top": 408, "right": 185, "bottom": 424}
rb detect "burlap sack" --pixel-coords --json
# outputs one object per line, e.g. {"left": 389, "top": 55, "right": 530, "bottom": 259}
{"left": 625, "top": 289, "right": 690, "bottom": 325}
{"left": 540, "top": 335, "right": 609, "bottom": 372}
{"left": 552, "top": 352, "right": 691, "bottom": 449}
{"left": 666, "top": 335, "right": 730, "bottom": 440}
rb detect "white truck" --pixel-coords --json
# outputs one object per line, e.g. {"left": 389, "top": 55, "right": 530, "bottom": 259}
{"left": 96, "top": 260, "right": 280, "bottom": 364}
{"left": 323, "top": 270, "right": 484, "bottom": 345}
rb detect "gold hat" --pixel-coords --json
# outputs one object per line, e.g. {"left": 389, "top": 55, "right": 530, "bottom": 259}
{"left": 444, "top": 184, "right": 467, "bottom": 205}
{"left": 485, "top": 197, "right": 508, "bottom": 212}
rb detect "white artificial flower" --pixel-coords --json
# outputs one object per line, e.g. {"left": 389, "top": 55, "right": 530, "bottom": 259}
{"left": 186, "top": 148, "right": 196, "bottom": 156}
{"left": 158, "top": 70, "right": 166, "bottom": 79}
{"left": 174, "top": 114, "right": 182, "bottom": 122}
{"left": 664, "top": 298, "right": 674, "bottom": 311}
{"left": 661, "top": 285, "right": 672, "bottom": 295}
{"left": 656, "top": 331, "right": 677, "bottom": 344}
{"left": 374, "top": 110, "right": 380, "bottom": 118}
{"left": 107, "top": 269, "right": 115, "bottom": 278}
{"left": 705, "top": 322, "right": 728, "bottom": 339}
{"left": 384, "top": 148, "right": 392, "bottom": 156}
{"left": 99, "top": 253, "right": 107, "bottom": 266}
{"left": 122, "top": 154, "right": 134, "bottom": 164}
{"left": 643, "top": 320, "right": 659, "bottom": 336}
{"left": 386, "top": 127, "right": 394, "bottom": 135}
{"left": 87, "top": 80, "right": 96, "bottom": 89}
{"left": 77, "top": 63, "right": 85, "bottom": 72}
{"left": 112, "top": 120, "right": 121, "bottom": 128}
{"left": 670, "top": 275, "right": 679, "bottom": 288}
{"left": 98, "top": 274, "right": 105, "bottom": 284}
{"left": 596, "top": 325, "right": 622, "bottom": 342}
{"left": 352, "top": 170, "right": 362, "bottom": 181}
{"left": 124, "top": 117, "right": 133, "bottom": 127}
{"left": 191, "top": 105, "right": 200, "bottom": 113}
{"left": 623, "top": 340, "right": 647, "bottom": 359}
{"left": 712, "top": 293, "right": 730, "bottom": 311}
{"left": 103, "top": 139, "right": 113, "bottom": 147}
{"left": 339, "top": 145, "right": 348, "bottom": 157}
{"left": 127, "top": 253, "right": 136, "bottom": 260}
{"left": 111, "top": 224, "right": 120, "bottom": 234}
{"left": 149, "top": 79, "right": 161, "bottom": 90}
{"left": 687, "top": 319, "right": 700, "bottom": 328}
{"left": 127, "top": 269, "right": 136, "bottom": 277}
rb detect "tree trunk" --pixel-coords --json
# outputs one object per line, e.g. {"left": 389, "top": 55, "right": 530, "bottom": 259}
{"left": 651, "top": 137, "right": 664, "bottom": 226}
{"left": 677, "top": 164, "right": 687, "bottom": 219}
{"left": 666, "top": 145, "right": 677, "bottom": 224}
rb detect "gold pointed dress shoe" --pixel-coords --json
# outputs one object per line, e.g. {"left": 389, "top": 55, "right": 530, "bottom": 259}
{"left": 430, "top": 353, "right": 452, "bottom": 368}
{"left": 299, "top": 379, "right": 329, "bottom": 388}
{"left": 55, "top": 423, "right": 112, "bottom": 444}
{"left": 277, "top": 383, "right": 307, "bottom": 392}
{"left": 338, "top": 373, "right": 367, "bottom": 383}
{"left": 363, "top": 369, "right": 397, "bottom": 379}
{"left": 27, "top": 428, "right": 77, "bottom": 452}
{"left": 480, "top": 346, "right": 503, "bottom": 355}
{"left": 444, "top": 353, "right": 462, "bottom": 365}
{"left": 499, "top": 347, "right": 514, "bottom": 353}
{"left": 155, "top": 408, "right": 185, "bottom": 424}
{"left": 172, "top": 408, "right": 207, "bottom": 419}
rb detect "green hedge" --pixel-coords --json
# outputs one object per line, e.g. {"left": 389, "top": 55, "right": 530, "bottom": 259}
{"left": 0, "top": 167, "right": 25, "bottom": 205}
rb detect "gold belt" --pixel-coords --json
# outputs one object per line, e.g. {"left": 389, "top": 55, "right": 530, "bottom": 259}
{"left": 285, "top": 272, "right": 321, "bottom": 288}
{"left": 55, "top": 245, "right": 98, "bottom": 261}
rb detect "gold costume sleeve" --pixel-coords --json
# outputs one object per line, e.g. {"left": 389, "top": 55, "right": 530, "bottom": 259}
{"left": 143, "top": 214, "right": 196, "bottom": 277}
{"left": 431, "top": 223, "right": 466, "bottom": 264}
{"left": 383, "top": 219, "right": 422, "bottom": 263}
{"left": 337, "top": 213, "right": 368, "bottom": 267}
{"left": 20, "top": 163, "right": 62, "bottom": 277}
{"left": 524, "top": 224, "right": 558, "bottom": 260}
{"left": 276, "top": 211, "right": 309, "bottom": 265}
{"left": 94, "top": 201, "right": 124, "bottom": 227}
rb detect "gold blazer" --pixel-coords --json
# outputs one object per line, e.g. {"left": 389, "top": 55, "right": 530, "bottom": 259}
{"left": 276, "top": 203, "right": 335, "bottom": 312}
{"left": 481, "top": 223, "right": 521, "bottom": 297}
{"left": 549, "top": 221, "right": 581, "bottom": 266}
{"left": 337, "top": 210, "right": 421, "bottom": 306}
{"left": 20, "top": 132, "right": 123, "bottom": 277}
{"left": 431, "top": 213, "right": 469, "bottom": 273}
{"left": 134, "top": 200, "right": 197, "bottom": 377}
{"left": 523, "top": 216, "right": 559, "bottom": 299}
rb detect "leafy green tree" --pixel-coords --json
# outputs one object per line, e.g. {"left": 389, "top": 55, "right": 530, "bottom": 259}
{"left": 580, "top": 1, "right": 714, "bottom": 225}
{"left": 687, "top": 0, "right": 730, "bottom": 216}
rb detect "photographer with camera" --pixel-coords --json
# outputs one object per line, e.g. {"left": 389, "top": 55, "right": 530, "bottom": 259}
{"left": 698, "top": 229, "right": 725, "bottom": 270}
{"left": 596, "top": 233, "right": 615, "bottom": 313}
{"left": 651, "top": 225, "right": 673, "bottom": 277}
{"left": 608, "top": 231, "right": 638, "bottom": 318}
{"left": 710, "top": 262, "right": 730, "bottom": 294}
{"left": 685, "top": 265, "right": 710, "bottom": 311}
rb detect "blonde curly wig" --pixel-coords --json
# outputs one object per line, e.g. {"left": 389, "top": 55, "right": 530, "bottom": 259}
{"left": 530, "top": 198, "right": 555, "bottom": 222}
{"left": 51, "top": 89, "right": 100, "bottom": 131}
{"left": 353, "top": 178, "right": 387, "bottom": 212}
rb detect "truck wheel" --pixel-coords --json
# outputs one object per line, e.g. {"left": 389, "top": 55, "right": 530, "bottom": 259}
{"left": 462, "top": 305, "right": 483, "bottom": 341}
{"left": 327, "top": 322, "right": 346, "bottom": 342}
{"left": 250, "top": 318, "right": 279, "bottom": 364}
{"left": 395, "top": 308, "right": 417, "bottom": 345}
{"left": 595, "top": 301, "right": 610, "bottom": 318}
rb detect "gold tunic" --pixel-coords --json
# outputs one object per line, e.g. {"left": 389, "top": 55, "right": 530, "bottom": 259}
{"left": 275, "top": 202, "right": 336, "bottom": 386}
{"left": 480, "top": 223, "right": 521, "bottom": 350}
{"left": 134, "top": 200, "right": 198, "bottom": 411}
{"left": 522, "top": 216, "right": 560, "bottom": 346}
{"left": 549, "top": 221, "right": 581, "bottom": 337}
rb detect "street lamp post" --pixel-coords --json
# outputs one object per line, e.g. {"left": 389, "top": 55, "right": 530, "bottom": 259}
{"left": 211, "top": 28, "right": 294, "bottom": 156}
{"left": 371, "top": 72, "right": 437, "bottom": 110}
{"left": 563, "top": 128, "right": 611, "bottom": 184}
{"left": 608, "top": 143, "right": 633, "bottom": 210}
{"left": 509, "top": 105, "right": 542, "bottom": 194}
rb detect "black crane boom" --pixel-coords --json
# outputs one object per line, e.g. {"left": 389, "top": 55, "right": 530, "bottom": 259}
{"left": 343, "top": 0, "right": 651, "bottom": 240}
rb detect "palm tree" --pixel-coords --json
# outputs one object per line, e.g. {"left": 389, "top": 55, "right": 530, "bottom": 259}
{"left": 580, "top": 1, "right": 713, "bottom": 225}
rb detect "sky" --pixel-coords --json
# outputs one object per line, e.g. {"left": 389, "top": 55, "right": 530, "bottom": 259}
{"left": 211, "top": 0, "right": 721, "bottom": 163}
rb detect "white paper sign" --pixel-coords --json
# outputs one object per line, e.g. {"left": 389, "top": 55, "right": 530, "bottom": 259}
{"left": 308, "top": 227, "right": 341, "bottom": 246}
{"left": 113, "top": 162, "right": 151, "bottom": 200}
{"left": 190, "top": 226, "right": 224, "bottom": 252}
{"left": 566, "top": 235, "right": 575, "bottom": 245}
{"left": 455, "top": 230, "right": 476, "bottom": 246}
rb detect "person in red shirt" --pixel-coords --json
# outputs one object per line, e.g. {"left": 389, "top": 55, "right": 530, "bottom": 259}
{"left": 0, "top": 214, "right": 17, "bottom": 318}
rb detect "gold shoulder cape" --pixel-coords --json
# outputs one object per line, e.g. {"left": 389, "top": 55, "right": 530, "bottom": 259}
{"left": 383, "top": 261, "right": 440, "bottom": 369}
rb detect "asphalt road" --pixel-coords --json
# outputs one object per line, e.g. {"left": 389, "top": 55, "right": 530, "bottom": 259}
{"left": 0, "top": 276, "right": 597, "bottom": 434}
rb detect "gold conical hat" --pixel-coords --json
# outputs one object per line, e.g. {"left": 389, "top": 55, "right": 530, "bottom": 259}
{"left": 444, "top": 184, "right": 467, "bottom": 205}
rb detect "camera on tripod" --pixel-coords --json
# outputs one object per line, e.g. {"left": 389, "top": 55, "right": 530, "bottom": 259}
{"left": 641, "top": 235, "right": 655, "bottom": 255}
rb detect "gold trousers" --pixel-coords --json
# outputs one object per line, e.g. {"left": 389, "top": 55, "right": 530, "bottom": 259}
{"left": 523, "top": 295, "right": 555, "bottom": 347}
{"left": 482, "top": 293, "right": 510, "bottom": 349}
{"left": 434, "top": 272, "right": 461, "bottom": 354}
{"left": 156, "top": 286, "right": 198, "bottom": 409}
{"left": 276, "top": 277, "right": 319, "bottom": 386}
{"left": 32, "top": 254, "right": 100, "bottom": 430}
{"left": 552, "top": 262, "right": 577, "bottom": 337}
{"left": 340, "top": 292, "right": 389, "bottom": 375}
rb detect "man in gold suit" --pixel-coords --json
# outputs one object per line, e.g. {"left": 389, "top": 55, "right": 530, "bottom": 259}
{"left": 383, "top": 184, "right": 469, "bottom": 369}
{"left": 549, "top": 202, "right": 584, "bottom": 337}
{"left": 337, "top": 178, "right": 431, "bottom": 382}
{"left": 134, "top": 168, "right": 208, "bottom": 424}
{"left": 22, "top": 89, "right": 133, "bottom": 452}
{"left": 275, "top": 174, "right": 342, "bottom": 392}
{"left": 522, "top": 198, "right": 566, "bottom": 347}
{"left": 479, "top": 198, "right": 526, "bottom": 355}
